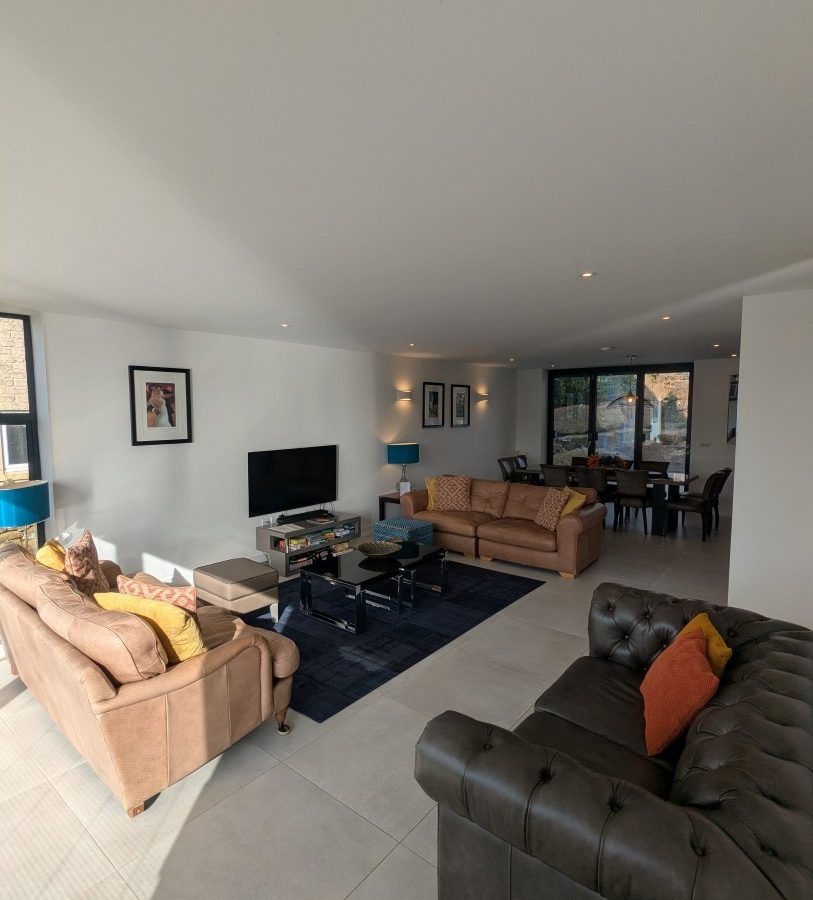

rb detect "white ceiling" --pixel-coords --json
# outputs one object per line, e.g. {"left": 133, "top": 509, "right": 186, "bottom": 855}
{"left": 2, "top": 1, "right": 813, "bottom": 368}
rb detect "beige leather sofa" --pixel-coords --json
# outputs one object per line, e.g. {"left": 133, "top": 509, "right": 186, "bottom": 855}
{"left": 402, "top": 479, "right": 605, "bottom": 577}
{"left": 0, "top": 543, "right": 299, "bottom": 817}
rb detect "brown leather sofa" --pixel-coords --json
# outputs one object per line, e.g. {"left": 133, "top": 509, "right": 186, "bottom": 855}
{"left": 401, "top": 479, "right": 605, "bottom": 577}
{"left": 415, "top": 582, "right": 813, "bottom": 899}
{"left": 0, "top": 543, "right": 299, "bottom": 816}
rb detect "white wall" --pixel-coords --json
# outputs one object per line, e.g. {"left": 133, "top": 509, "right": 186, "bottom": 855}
{"left": 690, "top": 358, "right": 738, "bottom": 515}
{"left": 39, "top": 313, "right": 516, "bottom": 579}
{"left": 729, "top": 289, "right": 813, "bottom": 627}
{"left": 514, "top": 369, "right": 548, "bottom": 465}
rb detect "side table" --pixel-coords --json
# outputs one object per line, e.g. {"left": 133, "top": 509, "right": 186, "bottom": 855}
{"left": 378, "top": 491, "right": 402, "bottom": 520}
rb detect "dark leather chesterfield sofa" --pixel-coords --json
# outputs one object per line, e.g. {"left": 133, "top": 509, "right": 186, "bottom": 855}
{"left": 415, "top": 582, "right": 813, "bottom": 899}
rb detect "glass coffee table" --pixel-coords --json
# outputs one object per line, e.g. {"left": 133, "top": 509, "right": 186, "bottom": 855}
{"left": 298, "top": 541, "right": 446, "bottom": 634}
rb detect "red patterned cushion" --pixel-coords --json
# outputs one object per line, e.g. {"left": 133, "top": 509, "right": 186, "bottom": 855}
{"left": 534, "top": 489, "right": 569, "bottom": 530}
{"left": 434, "top": 475, "right": 472, "bottom": 511}
{"left": 64, "top": 530, "right": 109, "bottom": 596}
{"left": 640, "top": 629, "right": 720, "bottom": 755}
{"left": 117, "top": 574, "right": 197, "bottom": 614}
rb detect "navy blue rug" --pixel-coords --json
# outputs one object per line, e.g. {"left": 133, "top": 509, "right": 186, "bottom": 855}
{"left": 242, "top": 560, "right": 542, "bottom": 722}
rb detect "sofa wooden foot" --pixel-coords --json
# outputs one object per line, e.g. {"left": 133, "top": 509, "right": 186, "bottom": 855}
{"left": 127, "top": 802, "right": 145, "bottom": 818}
{"left": 479, "top": 556, "right": 493, "bottom": 562}
{"left": 558, "top": 572, "right": 576, "bottom": 579}
{"left": 9, "top": 663, "right": 18, "bottom": 676}
{"left": 464, "top": 553, "right": 476, "bottom": 559}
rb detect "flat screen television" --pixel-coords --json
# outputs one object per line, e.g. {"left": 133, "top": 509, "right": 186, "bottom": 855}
{"left": 248, "top": 445, "right": 337, "bottom": 518}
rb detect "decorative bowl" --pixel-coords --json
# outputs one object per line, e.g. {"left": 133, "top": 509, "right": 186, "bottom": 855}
{"left": 357, "top": 540, "right": 401, "bottom": 557}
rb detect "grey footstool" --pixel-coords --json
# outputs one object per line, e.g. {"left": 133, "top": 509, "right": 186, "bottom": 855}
{"left": 193, "top": 557, "right": 279, "bottom": 615}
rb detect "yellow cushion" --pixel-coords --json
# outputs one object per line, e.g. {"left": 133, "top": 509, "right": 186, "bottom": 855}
{"left": 676, "top": 613, "right": 733, "bottom": 679}
{"left": 561, "top": 487, "right": 588, "bottom": 517}
{"left": 425, "top": 476, "right": 438, "bottom": 511}
{"left": 94, "top": 592, "right": 207, "bottom": 664}
{"left": 35, "top": 539, "right": 66, "bottom": 573}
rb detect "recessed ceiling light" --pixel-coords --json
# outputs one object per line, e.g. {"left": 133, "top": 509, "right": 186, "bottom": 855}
{"left": 580, "top": 271, "right": 595, "bottom": 279}
{"left": 731, "top": 353, "right": 738, "bottom": 358}
{"left": 408, "top": 342, "right": 415, "bottom": 347}
{"left": 280, "top": 321, "right": 290, "bottom": 328}
{"left": 508, "top": 357, "right": 516, "bottom": 363}
{"left": 549, "top": 364, "right": 556, "bottom": 368}
{"left": 661, "top": 315, "right": 671, "bottom": 321}
{"left": 600, "top": 346, "right": 614, "bottom": 351}
{"left": 713, "top": 343, "right": 721, "bottom": 348}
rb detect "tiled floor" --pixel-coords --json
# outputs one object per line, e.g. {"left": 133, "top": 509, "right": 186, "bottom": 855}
{"left": 0, "top": 516, "right": 730, "bottom": 899}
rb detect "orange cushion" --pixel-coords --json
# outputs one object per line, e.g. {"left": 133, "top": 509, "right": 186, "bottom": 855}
{"left": 676, "top": 613, "right": 733, "bottom": 678}
{"left": 640, "top": 630, "right": 719, "bottom": 755}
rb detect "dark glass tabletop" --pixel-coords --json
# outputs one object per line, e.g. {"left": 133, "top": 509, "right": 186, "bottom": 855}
{"left": 300, "top": 542, "right": 443, "bottom": 588}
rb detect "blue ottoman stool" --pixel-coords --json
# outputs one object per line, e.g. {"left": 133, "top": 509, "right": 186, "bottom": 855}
{"left": 373, "top": 517, "right": 434, "bottom": 545}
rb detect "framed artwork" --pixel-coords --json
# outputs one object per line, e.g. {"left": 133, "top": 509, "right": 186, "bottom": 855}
{"left": 422, "top": 381, "right": 445, "bottom": 428}
{"left": 128, "top": 365, "right": 193, "bottom": 446}
{"left": 450, "top": 384, "right": 471, "bottom": 427}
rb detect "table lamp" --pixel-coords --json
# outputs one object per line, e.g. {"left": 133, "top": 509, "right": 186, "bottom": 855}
{"left": 0, "top": 480, "right": 50, "bottom": 545}
{"left": 386, "top": 443, "right": 419, "bottom": 494}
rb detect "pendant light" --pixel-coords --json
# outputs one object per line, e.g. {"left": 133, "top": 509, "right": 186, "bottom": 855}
{"left": 607, "top": 356, "right": 653, "bottom": 408}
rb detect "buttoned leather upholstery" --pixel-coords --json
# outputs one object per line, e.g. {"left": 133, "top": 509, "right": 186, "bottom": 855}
{"left": 415, "top": 582, "right": 813, "bottom": 899}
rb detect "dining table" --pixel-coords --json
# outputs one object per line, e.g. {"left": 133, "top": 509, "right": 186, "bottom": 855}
{"left": 520, "top": 466, "right": 699, "bottom": 537}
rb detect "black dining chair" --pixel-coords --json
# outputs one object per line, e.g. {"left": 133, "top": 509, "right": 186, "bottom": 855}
{"left": 666, "top": 471, "right": 724, "bottom": 542}
{"left": 573, "top": 467, "right": 616, "bottom": 528}
{"left": 498, "top": 456, "right": 518, "bottom": 483}
{"left": 680, "top": 467, "right": 732, "bottom": 532}
{"left": 541, "top": 465, "right": 569, "bottom": 488}
{"left": 641, "top": 460, "right": 669, "bottom": 476}
{"left": 515, "top": 454, "right": 528, "bottom": 470}
{"left": 613, "top": 469, "right": 651, "bottom": 534}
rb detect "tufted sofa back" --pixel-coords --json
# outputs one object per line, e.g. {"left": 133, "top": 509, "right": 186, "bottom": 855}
{"left": 590, "top": 583, "right": 813, "bottom": 899}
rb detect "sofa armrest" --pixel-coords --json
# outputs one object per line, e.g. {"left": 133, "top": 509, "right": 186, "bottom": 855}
{"left": 402, "top": 489, "right": 428, "bottom": 516}
{"left": 415, "top": 711, "right": 776, "bottom": 900}
{"left": 90, "top": 631, "right": 273, "bottom": 712}
{"left": 556, "top": 502, "right": 605, "bottom": 539}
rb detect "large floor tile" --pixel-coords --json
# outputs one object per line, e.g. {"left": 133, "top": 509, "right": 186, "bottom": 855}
{"left": 4, "top": 697, "right": 85, "bottom": 778}
{"left": 287, "top": 697, "right": 433, "bottom": 840}
{"left": 247, "top": 707, "right": 325, "bottom": 760}
{"left": 76, "top": 872, "right": 139, "bottom": 900}
{"left": 121, "top": 765, "right": 395, "bottom": 900}
{"left": 0, "top": 719, "right": 49, "bottom": 803}
{"left": 0, "top": 783, "right": 114, "bottom": 900}
{"left": 457, "top": 615, "right": 587, "bottom": 681}
{"left": 54, "top": 737, "right": 278, "bottom": 869}
{"left": 348, "top": 845, "right": 438, "bottom": 899}
{"left": 502, "top": 588, "right": 592, "bottom": 637}
{"left": 388, "top": 646, "right": 550, "bottom": 729}
{"left": 402, "top": 807, "right": 438, "bottom": 867}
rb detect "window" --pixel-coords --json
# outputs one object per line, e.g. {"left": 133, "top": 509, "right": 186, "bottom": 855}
{"left": 0, "top": 314, "right": 42, "bottom": 550}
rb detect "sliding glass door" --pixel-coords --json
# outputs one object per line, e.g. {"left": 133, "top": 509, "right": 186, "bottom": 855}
{"left": 548, "top": 365, "right": 693, "bottom": 474}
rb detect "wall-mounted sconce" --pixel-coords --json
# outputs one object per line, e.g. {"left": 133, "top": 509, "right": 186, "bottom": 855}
{"left": 395, "top": 388, "right": 413, "bottom": 401}
{"left": 475, "top": 392, "right": 489, "bottom": 402}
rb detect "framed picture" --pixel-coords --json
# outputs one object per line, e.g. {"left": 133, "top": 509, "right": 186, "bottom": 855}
{"left": 450, "top": 384, "right": 470, "bottom": 427}
{"left": 422, "top": 381, "right": 445, "bottom": 428}
{"left": 128, "top": 365, "right": 192, "bottom": 446}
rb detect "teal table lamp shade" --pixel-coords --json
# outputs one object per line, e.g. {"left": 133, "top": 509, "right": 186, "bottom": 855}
{"left": 0, "top": 480, "right": 50, "bottom": 528}
{"left": 386, "top": 443, "right": 420, "bottom": 465}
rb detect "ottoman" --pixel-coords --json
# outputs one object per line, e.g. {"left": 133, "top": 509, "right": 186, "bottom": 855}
{"left": 193, "top": 557, "right": 279, "bottom": 615}
{"left": 372, "top": 517, "right": 434, "bottom": 545}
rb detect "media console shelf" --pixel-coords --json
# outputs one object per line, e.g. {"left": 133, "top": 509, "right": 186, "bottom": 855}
{"left": 256, "top": 513, "right": 362, "bottom": 577}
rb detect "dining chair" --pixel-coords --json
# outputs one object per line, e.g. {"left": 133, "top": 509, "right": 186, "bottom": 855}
{"left": 681, "top": 467, "right": 732, "bottom": 532}
{"left": 641, "top": 460, "right": 669, "bottom": 475}
{"left": 497, "top": 456, "right": 518, "bottom": 483}
{"left": 515, "top": 454, "right": 528, "bottom": 469}
{"left": 666, "top": 472, "right": 723, "bottom": 541}
{"left": 613, "top": 469, "right": 651, "bottom": 534}
{"left": 573, "top": 467, "right": 616, "bottom": 527}
{"left": 570, "top": 456, "right": 589, "bottom": 468}
{"left": 541, "top": 465, "right": 569, "bottom": 488}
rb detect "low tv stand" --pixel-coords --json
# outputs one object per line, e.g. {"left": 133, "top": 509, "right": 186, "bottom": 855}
{"left": 256, "top": 512, "right": 361, "bottom": 577}
{"left": 276, "top": 509, "right": 333, "bottom": 525}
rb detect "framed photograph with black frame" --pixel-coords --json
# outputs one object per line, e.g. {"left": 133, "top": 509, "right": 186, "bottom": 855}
{"left": 422, "top": 381, "right": 445, "bottom": 428}
{"left": 450, "top": 384, "right": 470, "bottom": 427}
{"left": 128, "top": 365, "right": 193, "bottom": 446}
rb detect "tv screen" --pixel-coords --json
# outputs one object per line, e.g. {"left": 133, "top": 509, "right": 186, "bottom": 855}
{"left": 248, "top": 445, "right": 337, "bottom": 517}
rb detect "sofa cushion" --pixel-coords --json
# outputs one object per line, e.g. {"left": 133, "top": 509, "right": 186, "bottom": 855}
{"left": 502, "top": 483, "right": 548, "bottom": 521}
{"left": 36, "top": 580, "right": 168, "bottom": 683}
{"left": 561, "top": 487, "right": 588, "bottom": 517}
{"left": 435, "top": 475, "right": 473, "bottom": 511}
{"left": 514, "top": 710, "right": 673, "bottom": 798}
{"left": 535, "top": 656, "right": 681, "bottom": 770}
{"left": 413, "top": 509, "right": 493, "bottom": 537}
{"left": 533, "top": 488, "right": 569, "bottom": 530}
{"left": 117, "top": 574, "right": 197, "bottom": 614}
{"left": 0, "top": 543, "right": 70, "bottom": 608}
{"left": 64, "top": 530, "right": 110, "bottom": 596}
{"left": 640, "top": 629, "right": 719, "bottom": 755}
{"left": 676, "top": 612, "right": 732, "bottom": 678}
{"left": 35, "top": 539, "right": 67, "bottom": 573}
{"left": 477, "top": 518, "right": 557, "bottom": 552}
{"left": 470, "top": 479, "right": 510, "bottom": 517}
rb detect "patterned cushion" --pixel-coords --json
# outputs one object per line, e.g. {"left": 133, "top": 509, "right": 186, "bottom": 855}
{"left": 534, "top": 488, "right": 569, "bottom": 530}
{"left": 640, "top": 629, "right": 719, "bottom": 755}
{"left": 435, "top": 475, "right": 472, "bottom": 511}
{"left": 64, "top": 530, "right": 109, "bottom": 596}
{"left": 117, "top": 574, "right": 197, "bottom": 614}
{"left": 425, "top": 476, "right": 439, "bottom": 511}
